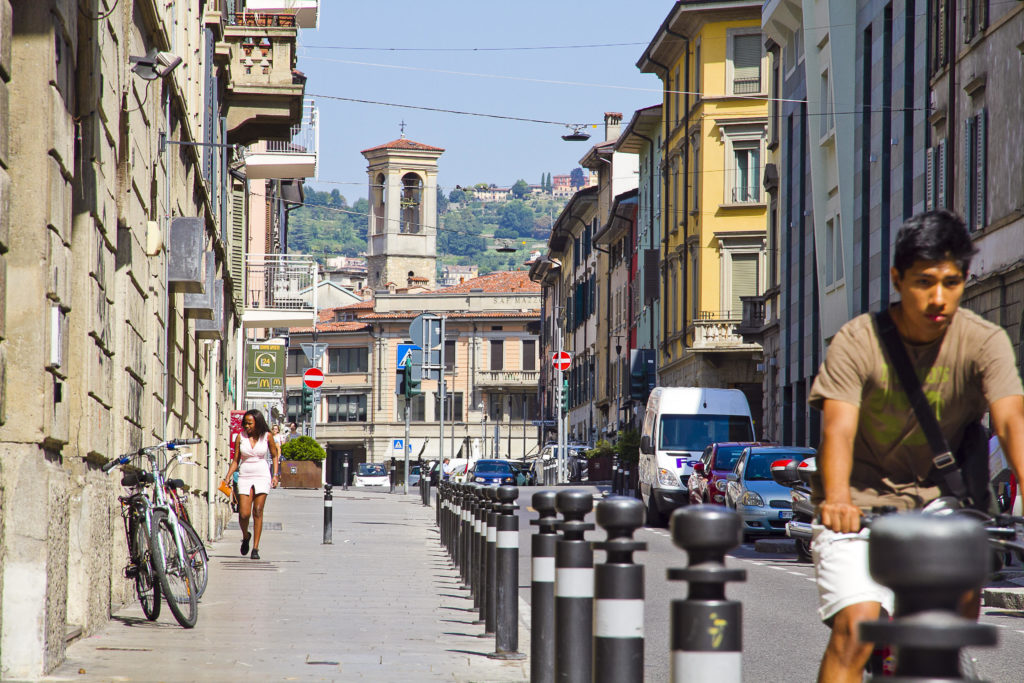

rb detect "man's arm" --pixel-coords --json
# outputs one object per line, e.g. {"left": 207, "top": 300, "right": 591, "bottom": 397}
{"left": 989, "top": 395, "right": 1024, "bottom": 495}
{"left": 818, "top": 398, "right": 863, "bottom": 533}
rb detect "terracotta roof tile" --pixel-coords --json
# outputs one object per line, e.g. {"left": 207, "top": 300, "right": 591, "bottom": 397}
{"left": 360, "top": 311, "right": 539, "bottom": 321}
{"left": 288, "top": 321, "right": 370, "bottom": 334}
{"left": 360, "top": 138, "right": 445, "bottom": 154}
{"left": 433, "top": 271, "right": 540, "bottom": 294}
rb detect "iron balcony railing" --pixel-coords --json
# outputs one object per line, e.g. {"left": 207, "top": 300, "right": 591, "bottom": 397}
{"left": 245, "top": 254, "right": 316, "bottom": 312}
{"left": 731, "top": 186, "right": 761, "bottom": 203}
{"left": 476, "top": 370, "right": 542, "bottom": 386}
{"left": 265, "top": 100, "right": 317, "bottom": 155}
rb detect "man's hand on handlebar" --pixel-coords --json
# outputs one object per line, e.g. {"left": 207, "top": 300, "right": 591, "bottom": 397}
{"left": 820, "top": 499, "right": 864, "bottom": 534}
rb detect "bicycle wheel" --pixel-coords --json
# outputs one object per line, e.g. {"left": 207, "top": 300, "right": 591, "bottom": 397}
{"left": 150, "top": 511, "right": 198, "bottom": 628}
{"left": 131, "top": 518, "right": 161, "bottom": 621}
{"left": 178, "top": 519, "right": 209, "bottom": 599}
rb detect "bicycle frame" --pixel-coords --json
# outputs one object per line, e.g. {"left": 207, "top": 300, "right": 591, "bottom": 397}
{"left": 142, "top": 445, "right": 190, "bottom": 567}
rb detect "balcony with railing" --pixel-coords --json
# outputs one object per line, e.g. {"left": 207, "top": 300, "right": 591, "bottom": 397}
{"left": 242, "top": 0, "right": 319, "bottom": 28}
{"left": 243, "top": 100, "right": 318, "bottom": 179}
{"left": 219, "top": 6, "right": 307, "bottom": 144}
{"left": 689, "top": 310, "right": 762, "bottom": 352}
{"left": 475, "top": 369, "right": 542, "bottom": 388}
{"left": 730, "top": 185, "right": 761, "bottom": 204}
{"left": 242, "top": 254, "right": 318, "bottom": 328}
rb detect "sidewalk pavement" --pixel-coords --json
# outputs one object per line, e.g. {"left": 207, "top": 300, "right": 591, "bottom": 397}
{"left": 44, "top": 488, "right": 530, "bottom": 682}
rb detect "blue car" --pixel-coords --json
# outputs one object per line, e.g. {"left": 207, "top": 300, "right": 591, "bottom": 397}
{"left": 469, "top": 459, "right": 517, "bottom": 486}
{"left": 724, "top": 446, "right": 817, "bottom": 539}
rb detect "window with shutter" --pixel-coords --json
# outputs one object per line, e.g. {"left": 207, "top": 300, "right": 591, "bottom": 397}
{"left": 825, "top": 219, "right": 835, "bottom": 286}
{"left": 644, "top": 249, "right": 660, "bottom": 304}
{"left": 936, "top": 139, "right": 947, "bottom": 209}
{"left": 925, "top": 147, "right": 935, "bottom": 210}
{"left": 229, "top": 182, "right": 246, "bottom": 308}
{"left": 964, "top": 118, "right": 976, "bottom": 229}
{"left": 976, "top": 109, "right": 986, "bottom": 229}
{"left": 732, "top": 33, "right": 762, "bottom": 94}
{"left": 731, "top": 254, "right": 758, "bottom": 319}
{"left": 834, "top": 215, "right": 845, "bottom": 282}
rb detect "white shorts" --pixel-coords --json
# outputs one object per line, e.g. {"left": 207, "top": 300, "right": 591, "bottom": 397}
{"left": 812, "top": 525, "right": 894, "bottom": 622}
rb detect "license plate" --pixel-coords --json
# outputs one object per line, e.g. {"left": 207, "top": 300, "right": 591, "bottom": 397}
{"left": 778, "top": 510, "right": 793, "bottom": 520}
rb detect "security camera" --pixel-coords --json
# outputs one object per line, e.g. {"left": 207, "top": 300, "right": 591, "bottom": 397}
{"left": 130, "top": 48, "right": 183, "bottom": 80}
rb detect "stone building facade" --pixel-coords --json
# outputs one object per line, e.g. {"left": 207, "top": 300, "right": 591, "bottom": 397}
{"left": 0, "top": 0, "right": 312, "bottom": 676}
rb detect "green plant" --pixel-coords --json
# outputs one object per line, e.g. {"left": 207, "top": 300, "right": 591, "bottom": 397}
{"left": 614, "top": 429, "right": 641, "bottom": 465}
{"left": 281, "top": 436, "right": 325, "bottom": 462}
{"left": 585, "top": 439, "right": 614, "bottom": 460}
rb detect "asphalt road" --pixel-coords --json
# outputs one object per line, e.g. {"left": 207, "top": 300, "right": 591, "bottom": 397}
{"left": 508, "top": 485, "right": 1024, "bottom": 682}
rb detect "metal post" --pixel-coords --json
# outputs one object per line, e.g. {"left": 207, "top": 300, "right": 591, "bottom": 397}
{"left": 554, "top": 489, "right": 595, "bottom": 683}
{"left": 484, "top": 486, "right": 498, "bottom": 636}
{"left": 342, "top": 453, "right": 349, "bottom": 491}
{"left": 389, "top": 457, "right": 396, "bottom": 494}
{"left": 404, "top": 395, "right": 411, "bottom": 495}
{"left": 859, "top": 514, "right": 996, "bottom": 681}
{"left": 439, "top": 317, "right": 446, "bottom": 482}
{"left": 593, "top": 497, "right": 646, "bottom": 683}
{"left": 530, "top": 491, "right": 559, "bottom": 683}
{"left": 669, "top": 505, "right": 746, "bottom": 683}
{"left": 507, "top": 395, "right": 512, "bottom": 458}
{"left": 488, "top": 485, "right": 526, "bottom": 661}
{"left": 321, "top": 484, "right": 333, "bottom": 545}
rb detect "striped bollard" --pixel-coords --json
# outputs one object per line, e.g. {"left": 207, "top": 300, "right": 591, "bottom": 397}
{"left": 472, "top": 486, "right": 486, "bottom": 614}
{"left": 530, "top": 491, "right": 559, "bottom": 683}
{"left": 611, "top": 461, "right": 620, "bottom": 495}
{"left": 483, "top": 485, "right": 498, "bottom": 636}
{"left": 488, "top": 485, "right": 526, "bottom": 660}
{"left": 669, "top": 505, "right": 745, "bottom": 683}
{"left": 554, "top": 489, "right": 594, "bottom": 683}
{"left": 453, "top": 484, "right": 464, "bottom": 567}
{"left": 463, "top": 484, "right": 478, "bottom": 590}
{"left": 474, "top": 487, "right": 492, "bottom": 628}
{"left": 593, "top": 497, "right": 646, "bottom": 683}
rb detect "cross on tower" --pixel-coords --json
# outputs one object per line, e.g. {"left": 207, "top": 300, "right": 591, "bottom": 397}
{"left": 399, "top": 120, "right": 406, "bottom": 138}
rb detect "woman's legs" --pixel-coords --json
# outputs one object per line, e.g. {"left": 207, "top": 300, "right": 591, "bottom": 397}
{"left": 251, "top": 492, "right": 268, "bottom": 550}
{"left": 238, "top": 489, "right": 252, "bottom": 540}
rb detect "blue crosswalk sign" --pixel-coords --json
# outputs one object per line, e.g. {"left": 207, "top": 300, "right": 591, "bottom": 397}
{"left": 393, "top": 439, "right": 403, "bottom": 451}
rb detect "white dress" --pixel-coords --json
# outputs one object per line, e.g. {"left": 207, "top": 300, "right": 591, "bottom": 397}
{"left": 237, "top": 433, "right": 273, "bottom": 496}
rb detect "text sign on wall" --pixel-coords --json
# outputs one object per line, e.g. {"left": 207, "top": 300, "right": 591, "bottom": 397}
{"left": 245, "top": 343, "right": 285, "bottom": 394}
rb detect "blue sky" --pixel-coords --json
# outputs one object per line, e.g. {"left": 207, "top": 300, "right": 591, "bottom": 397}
{"left": 297, "top": 2, "right": 673, "bottom": 201}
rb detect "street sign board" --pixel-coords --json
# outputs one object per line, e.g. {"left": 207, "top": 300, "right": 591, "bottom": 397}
{"left": 552, "top": 351, "right": 571, "bottom": 372}
{"left": 302, "top": 367, "right": 325, "bottom": 389}
{"left": 300, "top": 342, "right": 328, "bottom": 364}
{"left": 409, "top": 313, "right": 442, "bottom": 350}
{"left": 393, "top": 438, "right": 404, "bottom": 452}
{"left": 397, "top": 343, "right": 421, "bottom": 367}
{"left": 245, "top": 343, "right": 285, "bottom": 394}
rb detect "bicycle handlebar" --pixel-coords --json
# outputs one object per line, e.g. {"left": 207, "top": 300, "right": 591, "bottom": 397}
{"left": 170, "top": 438, "right": 202, "bottom": 447}
{"left": 101, "top": 454, "right": 132, "bottom": 473}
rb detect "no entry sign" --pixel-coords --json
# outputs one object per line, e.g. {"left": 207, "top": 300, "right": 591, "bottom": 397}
{"left": 552, "top": 351, "right": 571, "bottom": 372}
{"left": 302, "top": 367, "right": 325, "bottom": 389}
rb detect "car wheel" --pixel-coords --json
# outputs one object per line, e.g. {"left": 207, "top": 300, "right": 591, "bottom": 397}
{"left": 796, "top": 538, "right": 813, "bottom": 563}
{"left": 644, "top": 493, "right": 666, "bottom": 527}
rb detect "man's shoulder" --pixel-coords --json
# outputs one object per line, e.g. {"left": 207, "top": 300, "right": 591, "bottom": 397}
{"left": 953, "top": 307, "right": 1004, "bottom": 338}
{"left": 831, "top": 312, "right": 878, "bottom": 345}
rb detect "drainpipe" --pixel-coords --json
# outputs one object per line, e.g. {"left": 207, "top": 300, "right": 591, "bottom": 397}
{"left": 644, "top": 52, "right": 674, "bottom": 370}
{"left": 945, "top": 0, "right": 957, "bottom": 212}
{"left": 206, "top": 340, "right": 219, "bottom": 542}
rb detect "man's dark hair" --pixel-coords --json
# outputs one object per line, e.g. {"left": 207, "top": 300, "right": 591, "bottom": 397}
{"left": 892, "top": 209, "right": 977, "bottom": 277}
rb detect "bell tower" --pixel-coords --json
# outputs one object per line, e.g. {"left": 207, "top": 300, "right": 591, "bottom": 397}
{"left": 361, "top": 135, "right": 444, "bottom": 290}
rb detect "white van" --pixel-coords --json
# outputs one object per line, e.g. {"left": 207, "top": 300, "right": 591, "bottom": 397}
{"left": 638, "top": 387, "right": 754, "bottom": 525}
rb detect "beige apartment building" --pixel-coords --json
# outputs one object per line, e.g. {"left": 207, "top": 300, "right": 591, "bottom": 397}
{"left": 0, "top": 0, "right": 316, "bottom": 676}
{"left": 286, "top": 272, "right": 543, "bottom": 469}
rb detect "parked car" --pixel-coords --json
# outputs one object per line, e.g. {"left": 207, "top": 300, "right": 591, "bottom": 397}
{"left": 469, "top": 459, "right": 517, "bottom": 486}
{"left": 408, "top": 465, "right": 421, "bottom": 487}
{"left": 724, "top": 446, "right": 817, "bottom": 539}
{"left": 688, "top": 442, "right": 773, "bottom": 505}
{"left": 536, "top": 443, "right": 589, "bottom": 482}
{"left": 353, "top": 462, "right": 390, "bottom": 487}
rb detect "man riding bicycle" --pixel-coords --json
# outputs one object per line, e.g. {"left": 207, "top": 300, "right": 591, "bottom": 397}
{"left": 808, "top": 209, "right": 1024, "bottom": 682}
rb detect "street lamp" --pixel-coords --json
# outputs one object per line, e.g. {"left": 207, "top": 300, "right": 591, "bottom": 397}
{"left": 561, "top": 125, "right": 591, "bottom": 142}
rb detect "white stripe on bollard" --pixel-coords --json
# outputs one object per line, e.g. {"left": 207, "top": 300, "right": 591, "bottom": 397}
{"left": 593, "top": 599, "right": 644, "bottom": 638}
{"left": 671, "top": 652, "right": 741, "bottom": 683}
{"left": 555, "top": 567, "right": 595, "bottom": 598}
{"left": 497, "top": 530, "right": 519, "bottom": 549}
{"left": 532, "top": 556, "right": 555, "bottom": 583}
{"left": 487, "top": 526, "right": 496, "bottom": 543}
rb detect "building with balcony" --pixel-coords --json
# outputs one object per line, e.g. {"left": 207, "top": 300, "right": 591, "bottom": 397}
{"left": 285, "top": 272, "right": 542, "bottom": 469}
{"left": 638, "top": 0, "right": 767, "bottom": 432}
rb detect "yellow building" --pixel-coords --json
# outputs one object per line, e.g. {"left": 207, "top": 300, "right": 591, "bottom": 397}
{"left": 638, "top": 0, "right": 766, "bottom": 430}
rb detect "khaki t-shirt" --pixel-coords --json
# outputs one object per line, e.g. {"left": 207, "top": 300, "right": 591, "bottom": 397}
{"left": 808, "top": 307, "right": 1023, "bottom": 510}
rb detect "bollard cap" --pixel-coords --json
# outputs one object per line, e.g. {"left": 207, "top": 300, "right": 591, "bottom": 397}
{"left": 670, "top": 504, "right": 742, "bottom": 552}
{"left": 555, "top": 489, "right": 593, "bottom": 519}
{"left": 596, "top": 496, "right": 644, "bottom": 534}
{"left": 496, "top": 485, "right": 519, "bottom": 504}
{"left": 532, "top": 490, "right": 558, "bottom": 515}
{"left": 868, "top": 513, "right": 989, "bottom": 591}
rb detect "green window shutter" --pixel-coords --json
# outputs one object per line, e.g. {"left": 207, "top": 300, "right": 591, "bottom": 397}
{"left": 229, "top": 181, "right": 246, "bottom": 308}
{"left": 976, "top": 109, "right": 986, "bottom": 229}
{"left": 963, "top": 118, "right": 974, "bottom": 229}
{"left": 731, "top": 253, "right": 758, "bottom": 319}
{"left": 925, "top": 146, "right": 934, "bottom": 210}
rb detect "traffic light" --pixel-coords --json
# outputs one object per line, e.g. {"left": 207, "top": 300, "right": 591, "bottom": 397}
{"left": 629, "top": 349, "right": 656, "bottom": 403}
{"left": 404, "top": 356, "right": 422, "bottom": 398}
{"left": 301, "top": 385, "right": 314, "bottom": 415}
{"left": 561, "top": 378, "right": 569, "bottom": 413}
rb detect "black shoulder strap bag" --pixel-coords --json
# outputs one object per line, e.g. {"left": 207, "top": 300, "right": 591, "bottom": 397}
{"left": 874, "top": 309, "right": 991, "bottom": 512}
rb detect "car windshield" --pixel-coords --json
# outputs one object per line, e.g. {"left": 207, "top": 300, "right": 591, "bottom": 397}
{"left": 358, "top": 463, "right": 387, "bottom": 476}
{"left": 744, "top": 452, "right": 808, "bottom": 481}
{"left": 714, "top": 445, "right": 750, "bottom": 472}
{"left": 659, "top": 415, "right": 753, "bottom": 452}
{"left": 474, "top": 461, "right": 511, "bottom": 474}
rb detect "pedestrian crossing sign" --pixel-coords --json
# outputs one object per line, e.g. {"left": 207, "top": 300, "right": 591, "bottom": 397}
{"left": 393, "top": 439, "right": 404, "bottom": 451}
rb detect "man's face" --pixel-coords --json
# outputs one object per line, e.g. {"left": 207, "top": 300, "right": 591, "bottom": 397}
{"left": 891, "top": 258, "right": 966, "bottom": 343}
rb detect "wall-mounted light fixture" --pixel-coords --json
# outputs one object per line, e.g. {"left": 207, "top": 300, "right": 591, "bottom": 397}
{"left": 130, "top": 48, "right": 182, "bottom": 80}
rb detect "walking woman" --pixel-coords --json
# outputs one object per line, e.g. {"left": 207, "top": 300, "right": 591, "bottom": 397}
{"left": 221, "top": 409, "right": 280, "bottom": 559}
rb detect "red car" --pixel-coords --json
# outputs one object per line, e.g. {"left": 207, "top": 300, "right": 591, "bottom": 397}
{"left": 688, "top": 442, "right": 773, "bottom": 505}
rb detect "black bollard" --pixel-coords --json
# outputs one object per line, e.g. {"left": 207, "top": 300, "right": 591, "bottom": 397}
{"left": 669, "top": 505, "right": 745, "bottom": 683}
{"left": 462, "top": 484, "right": 474, "bottom": 589}
{"left": 470, "top": 486, "right": 482, "bottom": 608}
{"left": 342, "top": 454, "right": 349, "bottom": 491}
{"left": 860, "top": 514, "right": 997, "bottom": 681}
{"left": 488, "top": 485, "right": 527, "bottom": 660}
{"left": 530, "top": 490, "right": 559, "bottom": 683}
{"left": 451, "top": 483, "right": 462, "bottom": 567}
{"left": 474, "top": 487, "right": 491, "bottom": 627}
{"left": 322, "top": 484, "right": 333, "bottom": 545}
{"left": 611, "top": 461, "right": 620, "bottom": 496}
{"left": 623, "top": 464, "right": 631, "bottom": 498}
{"left": 593, "top": 497, "right": 646, "bottom": 683}
{"left": 484, "top": 486, "right": 498, "bottom": 636}
{"left": 554, "top": 489, "right": 595, "bottom": 683}
{"left": 390, "top": 457, "right": 397, "bottom": 494}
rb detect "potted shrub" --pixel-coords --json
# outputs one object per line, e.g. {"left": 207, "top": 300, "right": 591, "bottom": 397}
{"left": 585, "top": 439, "right": 615, "bottom": 481}
{"left": 280, "top": 436, "right": 325, "bottom": 488}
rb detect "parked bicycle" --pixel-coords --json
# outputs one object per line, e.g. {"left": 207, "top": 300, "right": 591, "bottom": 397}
{"left": 162, "top": 451, "right": 209, "bottom": 598}
{"left": 104, "top": 438, "right": 203, "bottom": 628}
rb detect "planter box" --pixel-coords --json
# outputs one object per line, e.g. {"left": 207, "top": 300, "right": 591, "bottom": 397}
{"left": 587, "top": 454, "right": 613, "bottom": 481}
{"left": 280, "top": 459, "right": 322, "bottom": 489}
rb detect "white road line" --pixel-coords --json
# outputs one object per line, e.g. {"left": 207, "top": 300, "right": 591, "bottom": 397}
{"left": 1016, "top": 630, "right": 1024, "bottom": 635}
{"left": 806, "top": 577, "right": 817, "bottom": 582}
{"left": 789, "top": 571, "right": 805, "bottom": 576}
{"left": 770, "top": 566, "right": 788, "bottom": 571}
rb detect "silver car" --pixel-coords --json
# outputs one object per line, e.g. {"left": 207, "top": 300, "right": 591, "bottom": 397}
{"left": 725, "top": 446, "right": 816, "bottom": 539}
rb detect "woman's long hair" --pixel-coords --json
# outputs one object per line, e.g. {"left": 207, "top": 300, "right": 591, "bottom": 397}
{"left": 243, "top": 409, "right": 271, "bottom": 440}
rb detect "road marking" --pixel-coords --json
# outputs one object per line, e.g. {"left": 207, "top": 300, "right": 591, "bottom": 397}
{"left": 806, "top": 577, "right": 817, "bottom": 582}
{"left": 770, "top": 566, "right": 788, "bottom": 571}
{"left": 789, "top": 571, "right": 805, "bottom": 576}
